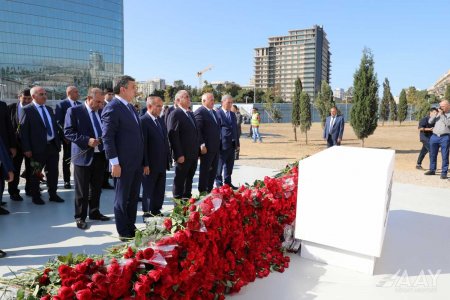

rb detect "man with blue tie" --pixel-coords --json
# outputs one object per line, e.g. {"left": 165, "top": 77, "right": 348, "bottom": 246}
{"left": 141, "top": 96, "right": 170, "bottom": 220}
{"left": 101, "top": 75, "right": 144, "bottom": 240}
{"left": 323, "top": 106, "right": 345, "bottom": 147}
{"left": 167, "top": 90, "right": 200, "bottom": 200}
{"left": 215, "top": 95, "right": 240, "bottom": 189}
{"left": 64, "top": 88, "right": 111, "bottom": 230}
{"left": 194, "top": 93, "right": 221, "bottom": 194}
{"left": 21, "top": 86, "right": 63, "bottom": 205}
{"left": 56, "top": 86, "right": 81, "bottom": 189}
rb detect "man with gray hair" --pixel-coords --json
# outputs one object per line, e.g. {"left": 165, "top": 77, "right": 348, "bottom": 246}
{"left": 425, "top": 100, "right": 450, "bottom": 179}
{"left": 215, "top": 94, "right": 239, "bottom": 189}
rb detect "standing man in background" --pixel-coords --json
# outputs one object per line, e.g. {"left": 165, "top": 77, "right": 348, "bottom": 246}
{"left": 215, "top": 95, "right": 239, "bottom": 190}
{"left": 101, "top": 75, "right": 144, "bottom": 240}
{"left": 323, "top": 106, "right": 345, "bottom": 147}
{"left": 425, "top": 100, "right": 450, "bottom": 179}
{"left": 195, "top": 93, "right": 221, "bottom": 194}
{"left": 101, "top": 87, "right": 115, "bottom": 189}
{"left": 231, "top": 104, "right": 242, "bottom": 160}
{"left": 7, "top": 89, "right": 32, "bottom": 201}
{"left": 416, "top": 108, "right": 437, "bottom": 169}
{"left": 56, "top": 86, "right": 81, "bottom": 189}
{"left": 141, "top": 96, "right": 170, "bottom": 219}
{"left": 0, "top": 96, "right": 16, "bottom": 206}
{"left": 167, "top": 90, "right": 199, "bottom": 200}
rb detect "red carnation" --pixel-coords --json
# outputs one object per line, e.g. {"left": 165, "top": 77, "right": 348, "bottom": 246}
{"left": 163, "top": 218, "right": 172, "bottom": 231}
{"left": 75, "top": 288, "right": 92, "bottom": 300}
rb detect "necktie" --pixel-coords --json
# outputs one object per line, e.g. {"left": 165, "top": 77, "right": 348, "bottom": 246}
{"left": 226, "top": 111, "right": 231, "bottom": 121}
{"left": 330, "top": 116, "right": 335, "bottom": 129}
{"left": 127, "top": 103, "right": 138, "bottom": 123}
{"left": 40, "top": 105, "right": 53, "bottom": 137}
{"left": 91, "top": 111, "right": 103, "bottom": 151}
{"left": 154, "top": 118, "right": 164, "bottom": 137}
{"left": 186, "top": 112, "right": 195, "bottom": 127}
{"left": 209, "top": 110, "right": 217, "bottom": 124}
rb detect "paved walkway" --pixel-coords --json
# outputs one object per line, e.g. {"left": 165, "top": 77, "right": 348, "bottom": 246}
{"left": 1, "top": 164, "right": 450, "bottom": 299}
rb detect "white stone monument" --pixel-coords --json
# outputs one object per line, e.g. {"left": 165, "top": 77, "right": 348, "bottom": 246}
{"left": 295, "top": 146, "right": 395, "bottom": 274}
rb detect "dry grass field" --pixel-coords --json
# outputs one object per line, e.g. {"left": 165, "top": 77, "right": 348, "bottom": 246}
{"left": 237, "top": 122, "right": 449, "bottom": 188}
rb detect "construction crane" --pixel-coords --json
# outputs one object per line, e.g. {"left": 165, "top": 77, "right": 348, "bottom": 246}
{"left": 197, "top": 65, "right": 213, "bottom": 89}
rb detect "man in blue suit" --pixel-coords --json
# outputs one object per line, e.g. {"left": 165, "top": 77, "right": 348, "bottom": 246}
{"left": 64, "top": 88, "right": 111, "bottom": 230}
{"left": 0, "top": 136, "right": 14, "bottom": 216}
{"left": 194, "top": 93, "right": 221, "bottom": 194}
{"left": 21, "top": 86, "right": 63, "bottom": 205}
{"left": 141, "top": 96, "right": 170, "bottom": 219}
{"left": 167, "top": 90, "right": 199, "bottom": 200}
{"left": 101, "top": 75, "right": 144, "bottom": 240}
{"left": 215, "top": 95, "right": 240, "bottom": 189}
{"left": 323, "top": 106, "right": 345, "bottom": 147}
{"left": 56, "top": 86, "right": 81, "bottom": 189}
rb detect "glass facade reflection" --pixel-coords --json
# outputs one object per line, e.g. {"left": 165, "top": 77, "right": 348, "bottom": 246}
{"left": 0, "top": 0, "right": 124, "bottom": 99}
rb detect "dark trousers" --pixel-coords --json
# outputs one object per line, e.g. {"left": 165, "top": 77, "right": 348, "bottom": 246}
{"left": 416, "top": 140, "right": 430, "bottom": 166}
{"left": 327, "top": 134, "right": 340, "bottom": 147}
{"left": 30, "top": 142, "right": 59, "bottom": 199}
{"left": 114, "top": 167, "right": 142, "bottom": 237}
{"left": 173, "top": 158, "right": 198, "bottom": 199}
{"left": 429, "top": 134, "right": 449, "bottom": 175}
{"left": 8, "top": 145, "right": 31, "bottom": 195}
{"left": 216, "top": 147, "right": 235, "bottom": 186}
{"left": 62, "top": 141, "right": 71, "bottom": 183}
{"left": 198, "top": 151, "right": 219, "bottom": 193}
{"left": 142, "top": 169, "right": 166, "bottom": 214}
{"left": 73, "top": 153, "right": 105, "bottom": 221}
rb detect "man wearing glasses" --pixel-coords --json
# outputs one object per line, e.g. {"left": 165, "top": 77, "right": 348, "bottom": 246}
{"left": 20, "top": 86, "right": 64, "bottom": 205}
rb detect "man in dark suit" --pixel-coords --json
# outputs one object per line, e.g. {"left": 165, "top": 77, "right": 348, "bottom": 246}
{"left": 0, "top": 98, "right": 16, "bottom": 206}
{"left": 0, "top": 135, "right": 14, "bottom": 216}
{"left": 56, "top": 86, "right": 81, "bottom": 189}
{"left": 21, "top": 86, "right": 64, "bottom": 205}
{"left": 194, "top": 93, "right": 221, "bottom": 194}
{"left": 101, "top": 75, "right": 144, "bottom": 240}
{"left": 101, "top": 88, "right": 115, "bottom": 190}
{"left": 167, "top": 90, "right": 199, "bottom": 200}
{"left": 141, "top": 96, "right": 170, "bottom": 219}
{"left": 215, "top": 95, "right": 240, "bottom": 189}
{"left": 323, "top": 106, "right": 345, "bottom": 147}
{"left": 7, "top": 89, "right": 32, "bottom": 201}
{"left": 64, "top": 88, "right": 111, "bottom": 230}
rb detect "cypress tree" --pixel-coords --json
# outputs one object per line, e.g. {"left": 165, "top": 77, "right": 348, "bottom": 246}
{"left": 299, "top": 91, "right": 312, "bottom": 144}
{"left": 379, "top": 78, "right": 391, "bottom": 126}
{"left": 389, "top": 93, "right": 397, "bottom": 124}
{"left": 314, "top": 81, "right": 335, "bottom": 127}
{"left": 291, "top": 77, "right": 302, "bottom": 141}
{"left": 350, "top": 48, "right": 379, "bottom": 146}
{"left": 397, "top": 89, "right": 408, "bottom": 125}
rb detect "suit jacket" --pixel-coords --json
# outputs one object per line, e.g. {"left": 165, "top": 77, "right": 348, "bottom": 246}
{"left": 167, "top": 108, "right": 199, "bottom": 160}
{"left": 0, "top": 136, "right": 13, "bottom": 175}
{"left": 0, "top": 100, "right": 16, "bottom": 150}
{"left": 164, "top": 105, "right": 176, "bottom": 128}
{"left": 64, "top": 104, "right": 103, "bottom": 166}
{"left": 141, "top": 113, "right": 170, "bottom": 172}
{"left": 194, "top": 106, "right": 221, "bottom": 153}
{"left": 323, "top": 115, "right": 345, "bottom": 140}
{"left": 20, "top": 103, "right": 61, "bottom": 155}
{"left": 101, "top": 98, "right": 144, "bottom": 171}
{"left": 216, "top": 109, "right": 239, "bottom": 151}
{"left": 7, "top": 102, "right": 22, "bottom": 146}
{"left": 56, "top": 99, "right": 81, "bottom": 137}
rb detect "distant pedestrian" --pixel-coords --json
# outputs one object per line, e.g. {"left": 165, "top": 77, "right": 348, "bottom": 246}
{"left": 416, "top": 108, "right": 437, "bottom": 169}
{"left": 251, "top": 108, "right": 262, "bottom": 143}
{"left": 232, "top": 105, "right": 242, "bottom": 159}
{"left": 323, "top": 106, "right": 345, "bottom": 147}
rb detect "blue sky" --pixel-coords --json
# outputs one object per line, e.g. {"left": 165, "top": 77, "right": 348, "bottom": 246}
{"left": 124, "top": 0, "right": 449, "bottom": 96}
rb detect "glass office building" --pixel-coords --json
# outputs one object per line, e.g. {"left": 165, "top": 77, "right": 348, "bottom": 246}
{"left": 0, "top": 0, "right": 124, "bottom": 99}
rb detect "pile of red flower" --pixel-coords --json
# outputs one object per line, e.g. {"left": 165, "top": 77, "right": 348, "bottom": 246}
{"left": 36, "top": 165, "right": 298, "bottom": 299}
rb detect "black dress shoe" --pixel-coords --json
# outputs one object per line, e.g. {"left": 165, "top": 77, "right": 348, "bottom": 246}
{"left": 64, "top": 182, "right": 72, "bottom": 189}
{"left": 32, "top": 198, "right": 45, "bottom": 205}
{"left": 440, "top": 174, "right": 448, "bottom": 179}
{"left": 416, "top": 165, "right": 422, "bottom": 170}
{"left": 49, "top": 195, "right": 64, "bottom": 203}
{"left": 424, "top": 170, "right": 435, "bottom": 175}
{"left": 89, "top": 214, "right": 111, "bottom": 221}
{"left": 102, "top": 183, "right": 115, "bottom": 190}
{"left": 10, "top": 194, "right": 23, "bottom": 201}
{"left": 0, "top": 207, "right": 10, "bottom": 215}
{"left": 76, "top": 220, "right": 88, "bottom": 230}
{"left": 0, "top": 250, "right": 7, "bottom": 258}
{"left": 229, "top": 184, "right": 239, "bottom": 190}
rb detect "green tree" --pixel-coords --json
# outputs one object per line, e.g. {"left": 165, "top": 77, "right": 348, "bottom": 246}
{"left": 291, "top": 77, "right": 302, "bottom": 141}
{"left": 445, "top": 84, "right": 450, "bottom": 100}
{"left": 406, "top": 86, "right": 419, "bottom": 105}
{"left": 397, "top": 89, "right": 408, "bottom": 125}
{"left": 379, "top": 78, "right": 391, "bottom": 126}
{"left": 414, "top": 99, "right": 431, "bottom": 120}
{"left": 314, "top": 81, "right": 335, "bottom": 127}
{"left": 299, "top": 91, "right": 312, "bottom": 144}
{"left": 263, "top": 89, "right": 282, "bottom": 122}
{"left": 389, "top": 94, "right": 397, "bottom": 124}
{"left": 350, "top": 48, "right": 379, "bottom": 146}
